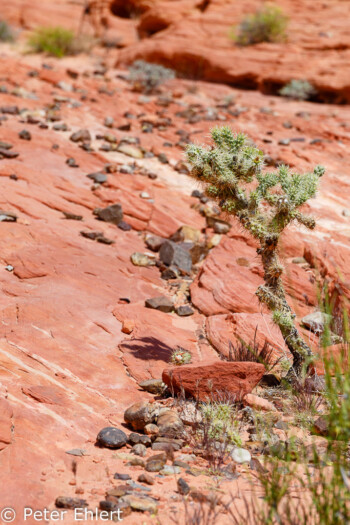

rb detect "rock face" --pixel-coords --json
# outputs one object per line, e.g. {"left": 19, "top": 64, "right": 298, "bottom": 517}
{"left": 162, "top": 361, "right": 265, "bottom": 401}
{"left": 0, "top": 6, "right": 350, "bottom": 517}
{"left": 115, "top": 0, "right": 350, "bottom": 103}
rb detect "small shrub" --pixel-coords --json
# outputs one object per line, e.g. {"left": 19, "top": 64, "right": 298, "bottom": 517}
{"left": 127, "top": 60, "right": 175, "bottom": 94}
{"left": 201, "top": 402, "right": 242, "bottom": 447}
{"left": 0, "top": 20, "right": 14, "bottom": 42}
{"left": 233, "top": 5, "right": 288, "bottom": 46}
{"left": 28, "top": 27, "right": 92, "bottom": 58}
{"left": 279, "top": 79, "right": 317, "bottom": 101}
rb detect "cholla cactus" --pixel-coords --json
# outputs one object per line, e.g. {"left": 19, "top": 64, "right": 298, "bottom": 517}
{"left": 186, "top": 127, "right": 325, "bottom": 375}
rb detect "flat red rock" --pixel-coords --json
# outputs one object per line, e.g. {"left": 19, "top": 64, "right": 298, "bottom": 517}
{"left": 162, "top": 361, "right": 265, "bottom": 401}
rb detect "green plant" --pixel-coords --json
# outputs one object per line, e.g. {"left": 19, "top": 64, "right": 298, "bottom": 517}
{"left": 201, "top": 402, "right": 242, "bottom": 447}
{"left": 186, "top": 127, "right": 324, "bottom": 376}
{"left": 28, "top": 27, "right": 91, "bottom": 57}
{"left": 279, "top": 80, "right": 317, "bottom": 101}
{"left": 226, "top": 328, "right": 281, "bottom": 372}
{"left": 170, "top": 347, "right": 192, "bottom": 366}
{"left": 233, "top": 5, "right": 288, "bottom": 46}
{"left": 127, "top": 60, "right": 175, "bottom": 93}
{"left": 0, "top": 20, "right": 14, "bottom": 42}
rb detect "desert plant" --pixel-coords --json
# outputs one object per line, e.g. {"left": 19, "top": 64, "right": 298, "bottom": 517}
{"left": 226, "top": 329, "right": 281, "bottom": 372}
{"left": 186, "top": 127, "right": 325, "bottom": 376}
{"left": 186, "top": 396, "right": 242, "bottom": 472}
{"left": 201, "top": 401, "right": 242, "bottom": 447}
{"left": 279, "top": 80, "right": 317, "bottom": 101}
{"left": 28, "top": 27, "right": 92, "bottom": 57}
{"left": 233, "top": 5, "right": 288, "bottom": 46}
{"left": 0, "top": 20, "right": 15, "bottom": 42}
{"left": 127, "top": 60, "right": 175, "bottom": 93}
{"left": 170, "top": 347, "right": 192, "bottom": 366}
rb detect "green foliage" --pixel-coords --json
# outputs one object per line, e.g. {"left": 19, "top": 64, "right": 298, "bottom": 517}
{"left": 279, "top": 79, "right": 317, "bottom": 101}
{"left": 201, "top": 402, "right": 242, "bottom": 447}
{"left": 28, "top": 27, "right": 91, "bottom": 58}
{"left": 127, "top": 60, "right": 175, "bottom": 94}
{"left": 233, "top": 5, "right": 288, "bottom": 46}
{"left": 0, "top": 20, "right": 15, "bottom": 42}
{"left": 186, "top": 126, "right": 324, "bottom": 374}
{"left": 170, "top": 347, "right": 192, "bottom": 366}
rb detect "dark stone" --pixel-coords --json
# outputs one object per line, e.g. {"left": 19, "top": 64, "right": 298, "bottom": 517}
{"left": 80, "top": 231, "right": 104, "bottom": 240}
{"left": 66, "top": 158, "right": 79, "bottom": 168}
{"left": 138, "top": 473, "right": 154, "bottom": 485}
{"left": 70, "top": 129, "right": 91, "bottom": 143}
{"left": 55, "top": 497, "right": 88, "bottom": 509}
{"left": 159, "top": 241, "right": 192, "bottom": 274}
{"left": 177, "top": 477, "right": 190, "bottom": 495}
{"left": 62, "top": 212, "right": 83, "bottom": 221}
{"left": 114, "top": 473, "right": 131, "bottom": 480}
{"left": 128, "top": 433, "right": 152, "bottom": 447}
{"left": 145, "top": 458, "right": 165, "bottom": 472}
{"left": 175, "top": 305, "right": 194, "bottom": 317}
{"left": 1, "top": 106, "right": 19, "bottom": 115}
{"left": 312, "top": 416, "right": 329, "bottom": 437}
{"left": 261, "top": 374, "right": 281, "bottom": 387}
{"left": 19, "top": 130, "right": 31, "bottom": 140}
{"left": 87, "top": 172, "right": 108, "bottom": 184}
{"left": 161, "top": 266, "right": 180, "bottom": 280}
{"left": 99, "top": 500, "right": 118, "bottom": 512}
{"left": 153, "top": 436, "right": 183, "bottom": 451}
{"left": 145, "top": 235, "right": 165, "bottom": 252}
{"left": 53, "top": 123, "right": 68, "bottom": 131}
{"left": 191, "top": 190, "right": 202, "bottom": 198}
{"left": 0, "top": 149, "right": 19, "bottom": 158}
{"left": 94, "top": 204, "right": 123, "bottom": 225}
{"left": 132, "top": 443, "right": 147, "bottom": 457}
{"left": 158, "top": 153, "right": 168, "bottom": 164}
{"left": 145, "top": 296, "right": 174, "bottom": 313}
{"left": 97, "top": 236, "right": 114, "bottom": 245}
{"left": 118, "top": 123, "right": 131, "bottom": 131}
{"left": 96, "top": 427, "right": 128, "bottom": 449}
{"left": 139, "top": 379, "right": 164, "bottom": 395}
{"left": 118, "top": 221, "right": 132, "bottom": 231}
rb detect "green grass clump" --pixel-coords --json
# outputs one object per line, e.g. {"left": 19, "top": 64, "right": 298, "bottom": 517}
{"left": 233, "top": 5, "right": 288, "bottom": 46}
{"left": 28, "top": 27, "right": 88, "bottom": 58}
{"left": 279, "top": 79, "right": 317, "bottom": 101}
{"left": 0, "top": 20, "right": 15, "bottom": 42}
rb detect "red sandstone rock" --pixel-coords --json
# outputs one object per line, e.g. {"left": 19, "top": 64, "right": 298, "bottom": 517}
{"left": 121, "top": 318, "right": 135, "bottom": 334}
{"left": 162, "top": 361, "right": 265, "bottom": 401}
{"left": 244, "top": 393, "right": 277, "bottom": 412}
